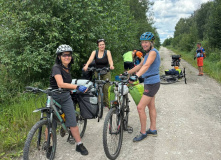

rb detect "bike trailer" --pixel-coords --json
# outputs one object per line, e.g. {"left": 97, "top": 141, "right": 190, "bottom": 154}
{"left": 128, "top": 83, "right": 144, "bottom": 105}
{"left": 76, "top": 92, "right": 98, "bottom": 119}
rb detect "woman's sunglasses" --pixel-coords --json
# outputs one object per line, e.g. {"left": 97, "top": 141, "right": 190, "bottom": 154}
{"left": 61, "top": 53, "right": 72, "bottom": 57}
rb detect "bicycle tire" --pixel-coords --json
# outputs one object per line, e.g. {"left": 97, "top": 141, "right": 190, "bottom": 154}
{"left": 23, "top": 119, "right": 57, "bottom": 160}
{"left": 123, "top": 95, "right": 129, "bottom": 130}
{"left": 98, "top": 87, "right": 104, "bottom": 119}
{"left": 103, "top": 108, "right": 123, "bottom": 160}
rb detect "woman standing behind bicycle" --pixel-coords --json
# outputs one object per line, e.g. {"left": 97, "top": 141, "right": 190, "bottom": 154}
{"left": 50, "top": 44, "right": 88, "bottom": 155}
{"left": 83, "top": 39, "right": 114, "bottom": 107}
{"left": 126, "top": 32, "right": 160, "bottom": 142}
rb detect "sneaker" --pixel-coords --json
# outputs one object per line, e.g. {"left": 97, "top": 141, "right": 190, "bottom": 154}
{"left": 146, "top": 129, "right": 157, "bottom": 136}
{"left": 133, "top": 132, "right": 147, "bottom": 142}
{"left": 76, "top": 143, "right": 88, "bottom": 155}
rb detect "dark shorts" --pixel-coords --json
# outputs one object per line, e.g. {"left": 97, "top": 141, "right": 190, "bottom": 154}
{"left": 143, "top": 82, "right": 160, "bottom": 97}
{"left": 52, "top": 92, "right": 77, "bottom": 127}
{"left": 124, "top": 62, "right": 134, "bottom": 70}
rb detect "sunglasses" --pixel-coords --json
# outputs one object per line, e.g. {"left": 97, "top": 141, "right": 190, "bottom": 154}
{"left": 61, "top": 54, "right": 72, "bottom": 58}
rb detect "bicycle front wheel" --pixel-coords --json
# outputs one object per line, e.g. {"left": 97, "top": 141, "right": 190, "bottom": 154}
{"left": 23, "top": 120, "right": 57, "bottom": 160}
{"left": 103, "top": 108, "right": 123, "bottom": 160}
{"left": 98, "top": 87, "right": 104, "bottom": 119}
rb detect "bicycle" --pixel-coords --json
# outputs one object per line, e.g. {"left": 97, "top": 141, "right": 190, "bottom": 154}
{"left": 23, "top": 87, "right": 87, "bottom": 160}
{"left": 103, "top": 75, "right": 133, "bottom": 160}
{"left": 87, "top": 67, "right": 110, "bottom": 121}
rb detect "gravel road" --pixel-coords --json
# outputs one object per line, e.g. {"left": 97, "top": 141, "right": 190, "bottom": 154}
{"left": 55, "top": 47, "right": 221, "bottom": 160}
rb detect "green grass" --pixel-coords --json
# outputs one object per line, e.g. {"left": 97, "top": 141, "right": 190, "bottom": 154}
{"left": 0, "top": 93, "right": 46, "bottom": 159}
{"left": 167, "top": 46, "right": 221, "bottom": 83}
{"left": 111, "top": 56, "right": 124, "bottom": 81}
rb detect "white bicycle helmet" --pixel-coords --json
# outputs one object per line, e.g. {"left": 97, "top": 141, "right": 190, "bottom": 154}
{"left": 118, "top": 84, "right": 129, "bottom": 95}
{"left": 56, "top": 44, "right": 73, "bottom": 55}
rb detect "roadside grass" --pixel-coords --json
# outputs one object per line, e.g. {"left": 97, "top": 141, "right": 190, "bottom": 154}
{"left": 111, "top": 56, "right": 124, "bottom": 81}
{"left": 0, "top": 93, "right": 46, "bottom": 159}
{"left": 167, "top": 46, "right": 221, "bottom": 83}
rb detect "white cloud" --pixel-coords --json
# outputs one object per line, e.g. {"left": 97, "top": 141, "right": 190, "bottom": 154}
{"left": 150, "top": 0, "right": 213, "bottom": 43}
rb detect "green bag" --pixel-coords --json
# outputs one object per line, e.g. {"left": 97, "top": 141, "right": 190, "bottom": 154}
{"left": 128, "top": 84, "right": 144, "bottom": 105}
{"left": 108, "top": 85, "right": 115, "bottom": 107}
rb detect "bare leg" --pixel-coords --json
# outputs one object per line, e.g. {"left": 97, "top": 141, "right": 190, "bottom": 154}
{"left": 137, "top": 95, "right": 152, "bottom": 134}
{"left": 70, "top": 126, "right": 81, "bottom": 143}
{"left": 148, "top": 96, "right": 157, "bottom": 130}
{"left": 200, "top": 67, "right": 203, "bottom": 74}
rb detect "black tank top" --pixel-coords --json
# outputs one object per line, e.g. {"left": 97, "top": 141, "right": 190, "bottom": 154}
{"left": 95, "top": 50, "right": 109, "bottom": 68}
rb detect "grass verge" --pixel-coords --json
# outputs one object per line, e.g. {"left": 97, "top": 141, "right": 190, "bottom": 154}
{"left": 167, "top": 46, "right": 221, "bottom": 83}
{"left": 0, "top": 93, "right": 46, "bottom": 159}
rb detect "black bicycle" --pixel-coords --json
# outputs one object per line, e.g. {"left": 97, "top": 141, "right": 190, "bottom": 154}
{"left": 88, "top": 67, "right": 110, "bottom": 121}
{"left": 103, "top": 75, "right": 133, "bottom": 160}
{"left": 23, "top": 87, "right": 87, "bottom": 160}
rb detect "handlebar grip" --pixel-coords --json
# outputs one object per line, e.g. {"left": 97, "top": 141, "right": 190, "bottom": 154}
{"left": 119, "top": 75, "right": 128, "bottom": 80}
{"left": 25, "top": 86, "right": 35, "bottom": 91}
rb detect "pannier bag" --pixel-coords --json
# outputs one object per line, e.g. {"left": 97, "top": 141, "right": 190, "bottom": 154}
{"left": 118, "top": 83, "right": 129, "bottom": 95}
{"left": 72, "top": 79, "right": 98, "bottom": 119}
{"left": 171, "top": 55, "right": 181, "bottom": 66}
{"left": 72, "top": 79, "right": 93, "bottom": 88}
{"left": 108, "top": 85, "right": 116, "bottom": 107}
{"left": 165, "top": 69, "right": 182, "bottom": 75}
{"left": 77, "top": 92, "right": 98, "bottom": 119}
{"left": 128, "top": 83, "right": 144, "bottom": 105}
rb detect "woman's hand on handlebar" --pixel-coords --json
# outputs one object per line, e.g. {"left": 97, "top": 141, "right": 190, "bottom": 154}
{"left": 129, "top": 75, "right": 138, "bottom": 84}
{"left": 110, "top": 65, "right": 114, "bottom": 70}
{"left": 76, "top": 85, "right": 88, "bottom": 93}
{"left": 83, "top": 65, "right": 88, "bottom": 71}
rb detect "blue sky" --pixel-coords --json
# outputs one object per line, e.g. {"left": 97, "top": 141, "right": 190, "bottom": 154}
{"left": 150, "top": 0, "right": 213, "bottom": 43}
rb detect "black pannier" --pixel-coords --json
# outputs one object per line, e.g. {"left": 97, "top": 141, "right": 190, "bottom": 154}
{"left": 77, "top": 92, "right": 98, "bottom": 119}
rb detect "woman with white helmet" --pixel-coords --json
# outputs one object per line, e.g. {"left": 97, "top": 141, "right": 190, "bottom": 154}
{"left": 49, "top": 44, "right": 89, "bottom": 155}
{"left": 126, "top": 32, "right": 161, "bottom": 142}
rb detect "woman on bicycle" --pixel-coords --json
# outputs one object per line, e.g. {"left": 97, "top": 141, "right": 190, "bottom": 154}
{"left": 126, "top": 32, "right": 160, "bottom": 142}
{"left": 50, "top": 44, "right": 89, "bottom": 155}
{"left": 83, "top": 39, "right": 114, "bottom": 107}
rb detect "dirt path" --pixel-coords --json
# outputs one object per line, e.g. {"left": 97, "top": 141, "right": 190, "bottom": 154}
{"left": 55, "top": 47, "right": 221, "bottom": 160}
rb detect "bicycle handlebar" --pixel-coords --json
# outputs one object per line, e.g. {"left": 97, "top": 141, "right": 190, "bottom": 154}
{"left": 25, "top": 85, "right": 93, "bottom": 95}
{"left": 87, "top": 67, "right": 110, "bottom": 72}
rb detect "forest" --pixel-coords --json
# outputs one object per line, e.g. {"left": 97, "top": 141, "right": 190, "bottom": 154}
{"left": 0, "top": 0, "right": 159, "bottom": 158}
{"left": 163, "top": 0, "right": 221, "bottom": 82}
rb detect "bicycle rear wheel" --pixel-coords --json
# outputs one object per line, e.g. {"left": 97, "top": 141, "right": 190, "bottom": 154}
{"left": 97, "top": 87, "right": 104, "bottom": 119}
{"left": 23, "top": 120, "right": 57, "bottom": 160}
{"left": 103, "top": 108, "right": 123, "bottom": 160}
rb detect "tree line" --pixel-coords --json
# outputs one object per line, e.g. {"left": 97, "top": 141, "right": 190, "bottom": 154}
{"left": 162, "top": 0, "right": 221, "bottom": 82}
{"left": 0, "top": 0, "right": 160, "bottom": 104}
{"left": 163, "top": 0, "right": 221, "bottom": 52}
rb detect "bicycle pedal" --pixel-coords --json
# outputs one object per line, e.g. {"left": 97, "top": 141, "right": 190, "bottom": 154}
{"left": 127, "top": 126, "right": 133, "bottom": 133}
{"left": 67, "top": 137, "right": 76, "bottom": 145}
{"left": 60, "top": 127, "right": 66, "bottom": 137}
